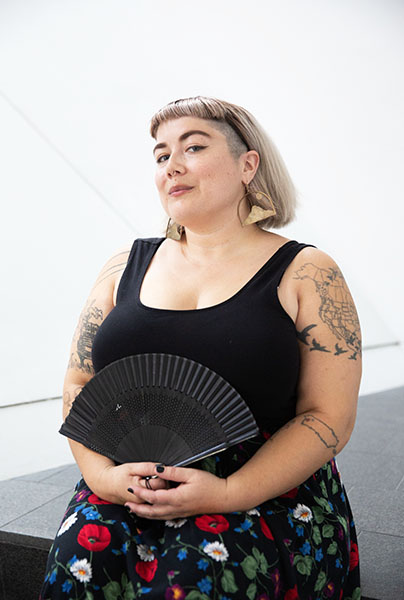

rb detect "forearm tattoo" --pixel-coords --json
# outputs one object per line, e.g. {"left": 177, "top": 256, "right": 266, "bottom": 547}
{"left": 301, "top": 414, "right": 339, "bottom": 455}
{"left": 63, "top": 386, "right": 83, "bottom": 412}
{"left": 294, "top": 263, "right": 362, "bottom": 360}
{"left": 269, "top": 415, "right": 339, "bottom": 455}
{"left": 68, "top": 299, "right": 103, "bottom": 374}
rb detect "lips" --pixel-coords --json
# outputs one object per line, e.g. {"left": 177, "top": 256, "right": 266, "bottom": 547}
{"left": 169, "top": 185, "right": 193, "bottom": 194}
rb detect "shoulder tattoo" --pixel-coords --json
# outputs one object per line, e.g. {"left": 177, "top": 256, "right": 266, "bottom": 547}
{"left": 294, "top": 263, "right": 362, "bottom": 360}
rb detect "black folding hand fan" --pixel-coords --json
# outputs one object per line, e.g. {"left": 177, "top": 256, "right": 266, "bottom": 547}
{"left": 59, "top": 353, "right": 259, "bottom": 467}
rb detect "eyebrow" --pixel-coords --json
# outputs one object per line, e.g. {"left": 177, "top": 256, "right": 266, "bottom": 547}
{"left": 153, "top": 130, "right": 212, "bottom": 155}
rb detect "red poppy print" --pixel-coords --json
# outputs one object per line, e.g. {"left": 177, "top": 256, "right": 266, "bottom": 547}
{"left": 77, "top": 524, "right": 111, "bottom": 552}
{"left": 87, "top": 493, "right": 112, "bottom": 505}
{"left": 136, "top": 558, "right": 158, "bottom": 582}
{"left": 284, "top": 585, "right": 299, "bottom": 600}
{"left": 259, "top": 516, "right": 274, "bottom": 540}
{"left": 280, "top": 487, "right": 298, "bottom": 499}
{"left": 195, "top": 514, "right": 229, "bottom": 533}
{"left": 349, "top": 542, "right": 359, "bottom": 571}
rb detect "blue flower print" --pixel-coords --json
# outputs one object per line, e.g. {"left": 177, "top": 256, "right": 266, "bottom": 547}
{"left": 240, "top": 518, "right": 253, "bottom": 531}
{"left": 82, "top": 507, "right": 100, "bottom": 520}
{"left": 340, "top": 491, "right": 346, "bottom": 502}
{"left": 197, "top": 576, "right": 212, "bottom": 594}
{"left": 299, "top": 541, "right": 311, "bottom": 556}
{"left": 62, "top": 579, "right": 73, "bottom": 593}
{"left": 315, "top": 548, "right": 323, "bottom": 562}
{"left": 200, "top": 539, "right": 209, "bottom": 549}
{"left": 287, "top": 515, "right": 294, "bottom": 528}
{"left": 121, "top": 521, "right": 130, "bottom": 533}
{"left": 177, "top": 548, "right": 188, "bottom": 561}
{"left": 49, "top": 569, "right": 57, "bottom": 584}
{"left": 296, "top": 525, "right": 304, "bottom": 537}
{"left": 197, "top": 559, "right": 209, "bottom": 571}
{"left": 66, "top": 554, "right": 78, "bottom": 568}
{"left": 121, "top": 541, "right": 129, "bottom": 554}
{"left": 336, "top": 558, "right": 342, "bottom": 568}
{"left": 141, "top": 588, "right": 152, "bottom": 594}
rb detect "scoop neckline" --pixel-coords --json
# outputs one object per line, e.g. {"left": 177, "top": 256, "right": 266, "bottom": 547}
{"left": 136, "top": 238, "right": 296, "bottom": 313}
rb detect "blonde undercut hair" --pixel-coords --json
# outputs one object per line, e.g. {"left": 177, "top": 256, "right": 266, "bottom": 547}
{"left": 149, "top": 96, "right": 297, "bottom": 230}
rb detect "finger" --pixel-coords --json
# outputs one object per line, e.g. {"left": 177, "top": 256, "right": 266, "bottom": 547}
{"left": 125, "top": 501, "right": 177, "bottom": 520}
{"left": 125, "top": 462, "right": 163, "bottom": 477}
{"left": 131, "top": 484, "right": 177, "bottom": 506}
{"left": 153, "top": 464, "right": 191, "bottom": 483}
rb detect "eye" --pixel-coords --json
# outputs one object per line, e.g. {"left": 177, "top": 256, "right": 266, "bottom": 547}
{"left": 156, "top": 145, "right": 205, "bottom": 164}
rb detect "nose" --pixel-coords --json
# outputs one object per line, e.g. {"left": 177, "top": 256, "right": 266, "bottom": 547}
{"left": 165, "top": 151, "right": 184, "bottom": 177}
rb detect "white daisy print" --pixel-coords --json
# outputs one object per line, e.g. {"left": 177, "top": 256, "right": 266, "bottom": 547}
{"left": 57, "top": 512, "right": 78, "bottom": 536}
{"left": 136, "top": 544, "right": 155, "bottom": 562}
{"left": 70, "top": 558, "right": 92, "bottom": 583}
{"left": 293, "top": 503, "right": 313, "bottom": 522}
{"left": 246, "top": 508, "right": 260, "bottom": 516}
{"left": 203, "top": 541, "right": 229, "bottom": 562}
{"left": 165, "top": 518, "right": 187, "bottom": 528}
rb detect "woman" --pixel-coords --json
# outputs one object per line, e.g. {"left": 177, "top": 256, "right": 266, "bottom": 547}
{"left": 40, "top": 96, "right": 361, "bottom": 599}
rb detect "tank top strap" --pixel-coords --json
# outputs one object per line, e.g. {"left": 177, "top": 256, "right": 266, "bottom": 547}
{"left": 258, "top": 240, "right": 317, "bottom": 291}
{"left": 116, "top": 237, "right": 164, "bottom": 303}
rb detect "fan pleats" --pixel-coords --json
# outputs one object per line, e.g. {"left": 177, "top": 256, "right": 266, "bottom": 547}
{"left": 60, "top": 354, "right": 258, "bottom": 466}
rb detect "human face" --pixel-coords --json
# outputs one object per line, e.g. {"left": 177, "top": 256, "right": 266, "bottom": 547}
{"left": 153, "top": 117, "right": 246, "bottom": 232}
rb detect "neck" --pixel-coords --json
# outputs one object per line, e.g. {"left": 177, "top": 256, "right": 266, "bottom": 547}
{"left": 178, "top": 221, "right": 270, "bottom": 266}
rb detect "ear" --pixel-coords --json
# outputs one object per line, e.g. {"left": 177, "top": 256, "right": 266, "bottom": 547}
{"left": 241, "top": 150, "right": 260, "bottom": 181}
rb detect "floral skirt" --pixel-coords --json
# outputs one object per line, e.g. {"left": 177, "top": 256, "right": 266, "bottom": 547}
{"left": 39, "top": 437, "right": 360, "bottom": 600}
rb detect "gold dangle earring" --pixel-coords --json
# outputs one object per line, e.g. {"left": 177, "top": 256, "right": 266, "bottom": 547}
{"left": 165, "top": 218, "right": 184, "bottom": 240}
{"left": 237, "top": 182, "right": 277, "bottom": 226}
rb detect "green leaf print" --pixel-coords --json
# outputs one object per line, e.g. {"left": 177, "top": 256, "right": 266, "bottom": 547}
{"left": 322, "top": 524, "right": 334, "bottom": 538}
{"left": 185, "top": 591, "right": 210, "bottom": 600}
{"left": 258, "top": 552, "right": 269, "bottom": 574}
{"left": 313, "top": 525, "right": 322, "bottom": 545}
{"left": 327, "top": 463, "right": 332, "bottom": 480}
{"left": 327, "top": 541, "right": 338, "bottom": 555}
{"left": 221, "top": 569, "right": 239, "bottom": 593}
{"left": 315, "top": 497, "right": 332, "bottom": 513}
{"left": 85, "top": 592, "right": 94, "bottom": 600}
{"left": 320, "top": 481, "right": 327, "bottom": 496}
{"left": 352, "top": 587, "right": 361, "bottom": 600}
{"left": 252, "top": 547, "right": 261, "bottom": 562}
{"left": 293, "top": 555, "right": 312, "bottom": 576}
{"left": 312, "top": 506, "right": 325, "bottom": 524}
{"left": 337, "top": 514, "right": 348, "bottom": 534}
{"left": 251, "top": 547, "right": 269, "bottom": 573}
{"left": 241, "top": 555, "right": 259, "bottom": 579}
{"left": 102, "top": 581, "right": 121, "bottom": 600}
{"left": 332, "top": 479, "right": 339, "bottom": 494}
{"left": 314, "top": 570, "right": 327, "bottom": 592}
{"left": 247, "top": 582, "right": 257, "bottom": 600}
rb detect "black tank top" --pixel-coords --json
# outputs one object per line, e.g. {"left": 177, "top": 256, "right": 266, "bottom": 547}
{"left": 92, "top": 237, "right": 314, "bottom": 433}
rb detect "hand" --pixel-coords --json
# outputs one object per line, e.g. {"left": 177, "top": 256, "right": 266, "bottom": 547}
{"left": 96, "top": 462, "right": 169, "bottom": 505}
{"left": 124, "top": 463, "right": 228, "bottom": 520}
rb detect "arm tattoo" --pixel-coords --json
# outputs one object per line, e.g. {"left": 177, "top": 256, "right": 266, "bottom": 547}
{"left": 294, "top": 263, "right": 362, "bottom": 360}
{"left": 68, "top": 299, "right": 103, "bottom": 374}
{"left": 301, "top": 414, "right": 339, "bottom": 455}
{"left": 63, "top": 386, "right": 83, "bottom": 412}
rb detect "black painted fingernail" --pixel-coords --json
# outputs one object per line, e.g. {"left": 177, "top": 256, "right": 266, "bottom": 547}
{"left": 125, "top": 506, "right": 131, "bottom": 513}
{"left": 156, "top": 463, "right": 165, "bottom": 473}
{"left": 127, "top": 487, "right": 134, "bottom": 494}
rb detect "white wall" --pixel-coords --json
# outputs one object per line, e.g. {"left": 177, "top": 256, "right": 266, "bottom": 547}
{"left": 1, "top": 0, "right": 403, "bottom": 476}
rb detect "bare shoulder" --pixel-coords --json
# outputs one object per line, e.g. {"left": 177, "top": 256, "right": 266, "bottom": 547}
{"left": 89, "top": 243, "right": 132, "bottom": 304}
